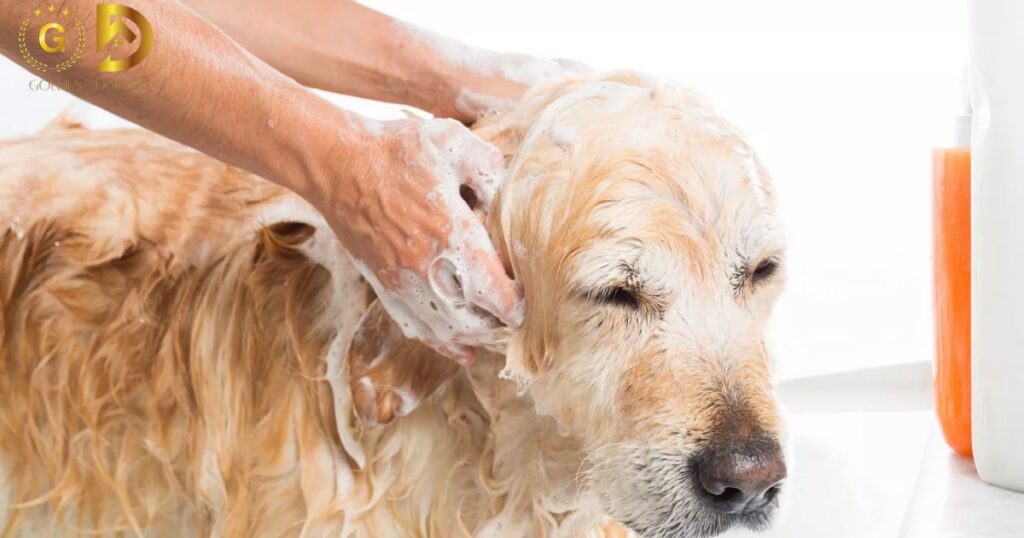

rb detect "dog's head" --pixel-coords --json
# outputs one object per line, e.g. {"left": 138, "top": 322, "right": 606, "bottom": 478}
{"left": 349, "top": 73, "right": 787, "bottom": 537}
{"left": 488, "top": 73, "right": 786, "bottom": 537}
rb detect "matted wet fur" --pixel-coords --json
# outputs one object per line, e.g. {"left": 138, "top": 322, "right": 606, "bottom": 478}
{"left": 0, "top": 74, "right": 786, "bottom": 538}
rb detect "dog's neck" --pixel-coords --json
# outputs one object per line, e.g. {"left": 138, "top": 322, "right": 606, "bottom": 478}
{"left": 457, "top": 351, "right": 607, "bottom": 536}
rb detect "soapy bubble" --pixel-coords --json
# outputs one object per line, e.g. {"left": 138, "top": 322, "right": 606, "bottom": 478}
{"left": 343, "top": 116, "right": 523, "bottom": 363}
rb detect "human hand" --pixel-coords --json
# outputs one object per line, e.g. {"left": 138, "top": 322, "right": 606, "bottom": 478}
{"left": 393, "top": 22, "right": 592, "bottom": 123}
{"left": 442, "top": 53, "right": 592, "bottom": 122}
{"left": 321, "top": 116, "right": 522, "bottom": 365}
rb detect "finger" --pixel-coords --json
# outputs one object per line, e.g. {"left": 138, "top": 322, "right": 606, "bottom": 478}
{"left": 451, "top": 322, "right": 508, "bottom": 348}
{"left": 457, "top": 138, "right": 506, "bottom": 212}
{"left": 380, "top": 292, "right": 441, "bottom": 341}
{"left": 435, "top": 342, "right": 477, "bottom": 367}
{"left": 453, "top": 217, "right": 524, "bottom": 329}
{"left": 363, "top": 276, "right": 454, "bottom": 353}
{"left": 466, "top": 247, "right": 524, "bottom": 328}
{"left": 426, "top": 119, "right": 505, "bottom": 212}
{"left": 426, "top": 255, "right": 502, "bottom": 337}
{"left": 379, "top": 291, "right": 480, "bottom": 365}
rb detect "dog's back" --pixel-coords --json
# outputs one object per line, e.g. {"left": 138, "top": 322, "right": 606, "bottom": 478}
{"left": 0, "top": 123, "right": 566, "bottom": 538}
{"left": 0, "top": 125, "right": 351, "bottom": 535}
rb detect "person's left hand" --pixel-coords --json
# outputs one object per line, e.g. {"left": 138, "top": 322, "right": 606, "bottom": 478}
{"left": 438, "top": 54, "right": 593, "bottom": 122}
{"left": 392, "top": 23, "right": 592, "bottom": 123}
{"left": 311, "top": 115, "right": 522, "bottom": 365}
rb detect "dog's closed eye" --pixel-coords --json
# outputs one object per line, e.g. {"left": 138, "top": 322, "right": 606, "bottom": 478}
{"left": 586, "top": 283, "right": 670, "bottom": 315}
{"left": 575, "top": 258, "right": 668, "bottom": 314}
{"left": 595, "top": 286, "right": 641, "bottom": 309}
{"left": 751, "top": 258, "right": 779, "bottom": 285}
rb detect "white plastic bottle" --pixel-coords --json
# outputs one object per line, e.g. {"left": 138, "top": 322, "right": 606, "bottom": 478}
{"left": 969, "top": 0, "right": 1024, "bottom": 492}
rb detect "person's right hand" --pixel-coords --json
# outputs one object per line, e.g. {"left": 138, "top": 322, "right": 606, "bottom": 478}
{"left": 318, "top": 116, "right": 523, "bottom": 365}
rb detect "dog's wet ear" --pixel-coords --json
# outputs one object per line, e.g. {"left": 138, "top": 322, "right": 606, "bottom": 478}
{"left": 345, "top": 300, "right": 459, "bottom": 428}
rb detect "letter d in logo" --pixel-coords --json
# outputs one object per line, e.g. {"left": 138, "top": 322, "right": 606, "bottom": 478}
{"left": 97, "top": 4, "right": 152, "bottom": 72}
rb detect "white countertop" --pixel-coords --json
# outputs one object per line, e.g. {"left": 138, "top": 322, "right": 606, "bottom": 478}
{"left": 724, "top": 363, "right": 1024, "bottom": 537}
{"left": 902, "top": 431, "right": 1024, "bottom": 538}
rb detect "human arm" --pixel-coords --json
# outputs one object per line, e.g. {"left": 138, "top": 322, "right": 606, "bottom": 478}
{"left": 180, "top": 0, "right": 588, "bottom": 123}
{"left": 0, "top": 0, "right": 521, "bottom": 363}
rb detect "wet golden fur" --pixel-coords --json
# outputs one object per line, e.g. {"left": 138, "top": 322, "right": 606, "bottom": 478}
{"left": 0, "top": 74, "right": 785, "bottom": 537}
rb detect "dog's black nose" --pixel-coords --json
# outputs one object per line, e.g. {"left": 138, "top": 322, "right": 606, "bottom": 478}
{"left": 694, "top": 439, "right": 786, "bottom": 514}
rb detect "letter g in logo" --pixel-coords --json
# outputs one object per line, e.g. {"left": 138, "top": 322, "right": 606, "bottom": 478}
{"left": 17, "top": 6, "right": 84, "bottom": 73}
{"left": 38, "top": 22, "right": 65, "bottom": 53}
{"left": 97, "top": 4, "right": 153, "bottom": 72}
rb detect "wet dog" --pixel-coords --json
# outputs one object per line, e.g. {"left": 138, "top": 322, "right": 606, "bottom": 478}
{"left": 0, "top": 73, "right": 786, "bottom": 537}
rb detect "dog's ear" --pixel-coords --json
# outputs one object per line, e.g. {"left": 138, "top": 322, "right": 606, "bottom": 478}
{"left": 345, "top": 300, "right": 459, "bottom": 428}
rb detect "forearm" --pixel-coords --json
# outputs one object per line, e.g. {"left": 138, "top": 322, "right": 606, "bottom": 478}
{"left": 182, "top": 0, "right": 529, "bottom": 122}
{"left": 0, "top": 0, "right": 366, "bottom": 202}
{"left": 182, "top": 0, "right": 422, "bottom": 108}
{"left": 1, "top": 0, "right": 523, "bottom": 359}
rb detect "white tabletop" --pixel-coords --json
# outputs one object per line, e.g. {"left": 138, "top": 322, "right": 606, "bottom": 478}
{"left": 726, "top": 364, "right": 1024, "bottom": 537}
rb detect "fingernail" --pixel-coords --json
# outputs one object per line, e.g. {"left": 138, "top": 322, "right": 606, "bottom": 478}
{"left": 507, "top": 299, "right": 525, "bottom": 328}
{"left": 454, "top": 347, "right": 477, "bottom": 367}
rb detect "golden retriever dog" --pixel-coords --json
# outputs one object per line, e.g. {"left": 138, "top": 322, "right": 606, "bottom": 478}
{"left": 0, "top": 73, "right": 787, "bottom": 538}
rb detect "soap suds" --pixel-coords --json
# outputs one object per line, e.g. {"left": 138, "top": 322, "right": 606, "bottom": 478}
{"left": 397, "top": 21, "right": 591, "bottom": 87}
{"left": 389, "top": 386, "right": 421, "bottom": 418}
{"left": 455, "top": 88, "right": 516, "bottom": 121}
{"left": 744, "top": 153, "right": 768, "bottom": 207}
{"left": 256, "top": 196, "right": 369, "bottom": 471}
{"left": 326, "top": 330, "right": 367, "bottom": 470}
{"left": 547, "top": 123, "right": 576, "bottom": 149}
{"left": 500, "top": 80, "right": 651, "bottom": 248}
{"left": 8, "top": 216, "right": 24, "bottom": 239}
{"left": 510, "top": 81, "right": 648, "bottom": 175}
{"left": 346, "top": 119, "right": 522, "bottom": 357}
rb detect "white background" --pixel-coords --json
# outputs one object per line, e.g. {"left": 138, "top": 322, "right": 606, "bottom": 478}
{"left": 0, "top": 0, "right": 968, "bottom": 379}
{"left": 6, "top": 4, "right": 1023, "bottom": 537}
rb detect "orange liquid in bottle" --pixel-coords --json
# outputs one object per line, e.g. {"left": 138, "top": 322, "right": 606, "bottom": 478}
{"left": 932, "top": 147, "right": 971, "bottom": 457}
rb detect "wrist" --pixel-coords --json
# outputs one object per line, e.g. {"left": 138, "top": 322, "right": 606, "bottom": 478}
{"left": 388, "top": 25, "right": 528, "bottom": 123}
{"left": 260, "top": 82, "right": 377, "bottom": 213}
{"left": 384, "top": 24, "right": 461, "bottom": 118}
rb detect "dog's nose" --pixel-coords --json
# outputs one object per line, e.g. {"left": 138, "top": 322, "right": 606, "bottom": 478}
{"left": 694, "top": 439, "right": 786, "bottom": 514}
